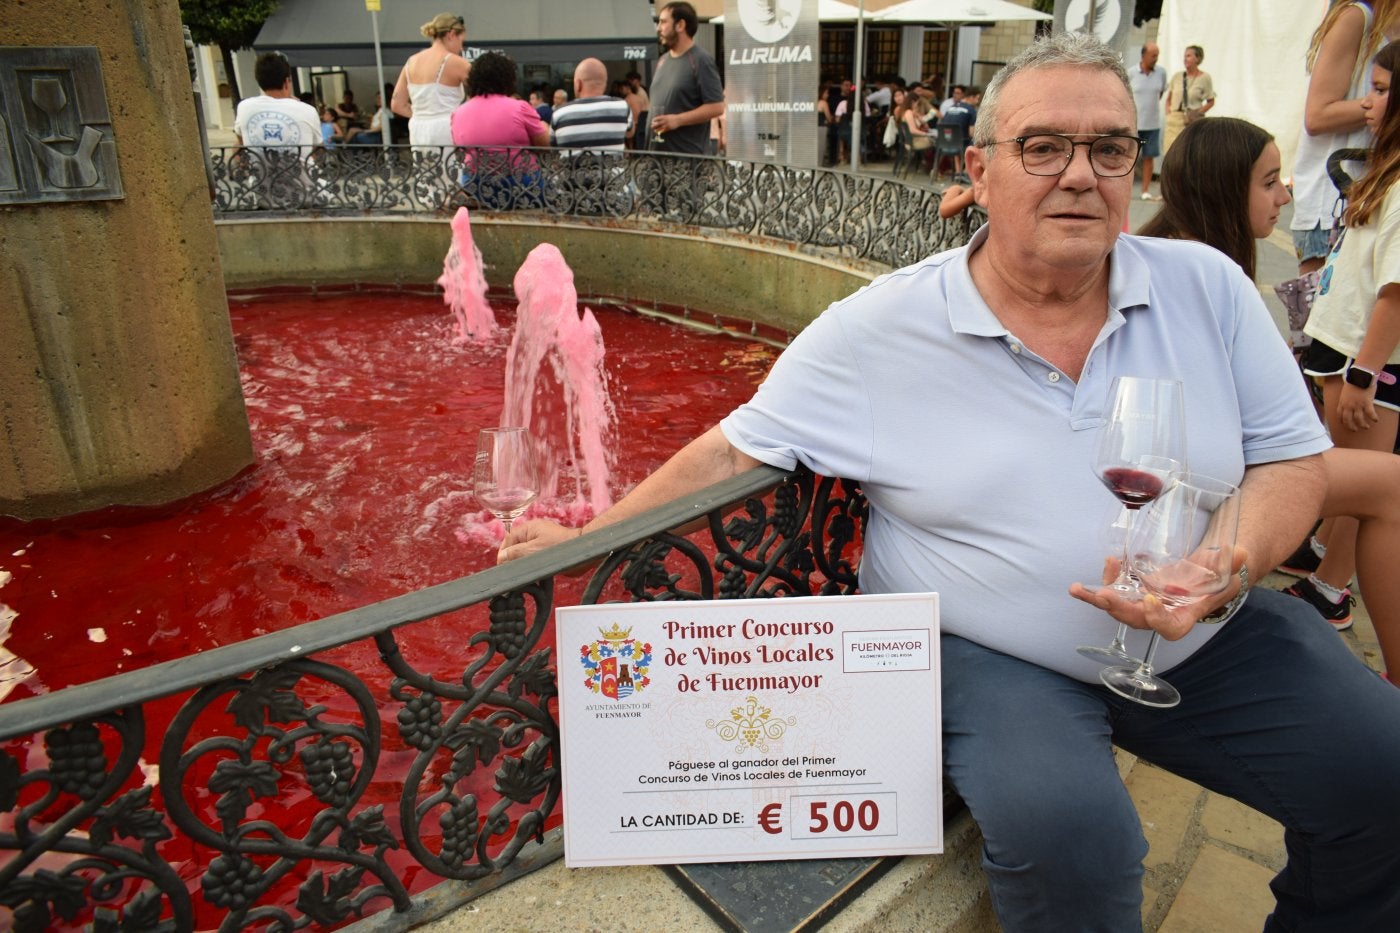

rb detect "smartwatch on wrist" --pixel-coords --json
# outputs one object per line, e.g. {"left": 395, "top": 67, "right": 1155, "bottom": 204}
{"left": 1201, "top": 565, "right": 1250, "bottom": 624}
{"left": 1343, "top": 363, "right": 1398, "bottom": 390}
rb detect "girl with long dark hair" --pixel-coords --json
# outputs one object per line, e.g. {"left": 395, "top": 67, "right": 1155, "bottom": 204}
{"left": 1139, "top": 114, "right": 1400, "bottom": 679}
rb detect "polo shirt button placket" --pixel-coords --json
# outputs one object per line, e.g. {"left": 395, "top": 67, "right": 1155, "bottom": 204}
{"left": 1047, "top": 371, "right": 1061, "bottom": 383}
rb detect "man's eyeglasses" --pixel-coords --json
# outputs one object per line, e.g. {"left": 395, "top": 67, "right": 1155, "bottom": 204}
{"left": 990, "top": 134, "right": 1145, "bottom": 178}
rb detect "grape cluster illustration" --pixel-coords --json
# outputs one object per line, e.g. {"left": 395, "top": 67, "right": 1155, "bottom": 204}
{"left": 396, "top": 691, "right": 444, "bottom": 750}
{"left": 300, "top": 738, "right": 356, "bottom": 807}
{"left": 438, "top": 796, "right": 480, "bottom": 868}
{"left": 489, "top": 594, "right": 529, "bottom": 659}
{"left": 45, "top": 723, "right": 107, "bottom": 798}
{"left": 202, "top": 853, "right": 263, "bottom": 909}
{"left": 773, "top": 483, "right": 801, "bottom": 538}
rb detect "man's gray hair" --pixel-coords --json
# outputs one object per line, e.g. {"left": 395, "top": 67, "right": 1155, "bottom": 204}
{"left": 972, "top": 32, "right": 1132, "bottom": 148}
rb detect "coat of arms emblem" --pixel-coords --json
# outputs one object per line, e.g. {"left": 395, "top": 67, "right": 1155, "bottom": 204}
{"left": 580, "top": 623, "right": 653, "bottom": 700}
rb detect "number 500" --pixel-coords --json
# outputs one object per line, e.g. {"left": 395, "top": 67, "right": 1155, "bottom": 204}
{"left": 808, "top": 799, "right": 879, "bottom": 833}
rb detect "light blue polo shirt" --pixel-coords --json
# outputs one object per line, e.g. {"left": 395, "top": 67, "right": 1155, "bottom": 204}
{"left": 720, "top": 227, "right": 1330, "bottom": 682}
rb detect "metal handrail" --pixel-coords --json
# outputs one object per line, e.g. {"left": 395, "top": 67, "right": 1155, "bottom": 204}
{"left": 0, "top": 465, "right": 869, "bottom": 930}
{"left": 209, "top": 144, "right": 986, "bottom": 269}
{"left": 0, "top": 465, "right": 794, "bottom": 741}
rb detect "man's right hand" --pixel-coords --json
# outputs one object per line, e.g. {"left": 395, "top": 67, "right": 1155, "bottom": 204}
{"left": 497, "top": 520, "right": 582, "bottom": 565}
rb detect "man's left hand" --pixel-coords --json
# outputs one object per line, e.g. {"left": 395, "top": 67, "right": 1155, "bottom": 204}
{"left": 1068, "top": 547, "right": 1248, "bottom": 641}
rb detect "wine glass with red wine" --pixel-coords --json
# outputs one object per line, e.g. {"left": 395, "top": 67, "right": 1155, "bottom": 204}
{"left": 1076, "top": 376, "right": 1186, "bottom": 666}
{"left": 1101, "top": 473, "right": 1240, "bottom": 707}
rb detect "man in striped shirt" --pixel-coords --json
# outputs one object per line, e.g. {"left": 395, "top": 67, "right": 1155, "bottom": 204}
{"left": 551, "top": 59, "right": 633, "bottom": 151}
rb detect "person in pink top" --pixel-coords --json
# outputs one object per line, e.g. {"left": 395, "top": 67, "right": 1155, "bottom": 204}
{"left": 449, "top": 51, "right": 550, "bottom": 208}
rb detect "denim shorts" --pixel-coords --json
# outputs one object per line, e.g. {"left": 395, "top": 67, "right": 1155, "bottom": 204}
{"left": 1138, "top": 128, "right": 1161, "bottom": 159}
{"left": 1292, "top": 223, "right": 1333, "bottom": 263}
{"left": 1302, "top": 339, "right": 1400, "bottom": 411}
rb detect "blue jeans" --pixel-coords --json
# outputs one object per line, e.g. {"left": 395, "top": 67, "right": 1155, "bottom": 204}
{"left": 942, "top": 588, "right": 1400, "bottom": 932}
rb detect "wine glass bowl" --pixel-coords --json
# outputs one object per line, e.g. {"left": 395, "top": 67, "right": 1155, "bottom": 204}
{"left": 1129, "top": 475, "right": 1240, "bottom": 609}
{"left": 1100, "top": 463, "right": 1168, "bottom": 510}
{"left": 1096, "top": 454, "right": 1183, "bottom": 595}
{"left": 473, "top": 427, "right": 539, "bottom": 533}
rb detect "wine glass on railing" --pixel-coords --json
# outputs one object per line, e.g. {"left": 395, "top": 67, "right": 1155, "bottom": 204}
{"left": 1100, "top": 474, "right": 1241, "bottom": 707}
{"left": 1076, "top": 377, "right": 1186, "bottom": 665}
{"left": 473, "top": 427, "right": 538, "bottom": 534}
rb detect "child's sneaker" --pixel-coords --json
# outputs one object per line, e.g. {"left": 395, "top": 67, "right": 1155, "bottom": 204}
{"left": 1282, "top": 577, "right": 1354, "bottom": 631}
{"left": 1278, "top": 539, "right": 1322, "bottom": 578}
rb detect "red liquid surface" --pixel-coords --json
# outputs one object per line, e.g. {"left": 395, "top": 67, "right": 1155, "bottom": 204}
{"left": 1101, "top": 467, "right": 1164, "bottom": 509}
{"left": 0, "top": 293, "right": 777, "bottom": 695}
{"left": 0, "top": 291, "right": 778, "bottom": 924}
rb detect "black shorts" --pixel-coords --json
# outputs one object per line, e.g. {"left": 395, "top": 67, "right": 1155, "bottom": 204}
{"left": 1302, "top": 339, "right": 1400, "bottom": 411}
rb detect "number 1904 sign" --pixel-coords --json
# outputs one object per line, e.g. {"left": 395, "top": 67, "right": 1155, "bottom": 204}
{"left": 556, "top": 594, "right": 942, "bottom": 866}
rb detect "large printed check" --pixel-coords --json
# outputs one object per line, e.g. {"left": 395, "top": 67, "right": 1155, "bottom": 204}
{"left": 556, "top": 593, "right": 942, "bottom": 866}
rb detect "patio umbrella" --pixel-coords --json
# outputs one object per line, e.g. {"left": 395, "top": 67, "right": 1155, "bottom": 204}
{"left": 872, "top": 0, "right": 1051, "bottom": 105}
{"left": 709, "top": 0, "right": 865, "bottom": 23}
{"left": 870, "top": 0, "right": 1053, "bottom": 24}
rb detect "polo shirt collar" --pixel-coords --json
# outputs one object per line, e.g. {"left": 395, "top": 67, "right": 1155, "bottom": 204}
{"left": 946, "top": 225, "right": 1152, "bottom": 337}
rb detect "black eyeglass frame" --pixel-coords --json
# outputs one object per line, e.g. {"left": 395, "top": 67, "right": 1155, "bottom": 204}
{"left": 986, "top": 133, "right": 1148, "bottom": 178}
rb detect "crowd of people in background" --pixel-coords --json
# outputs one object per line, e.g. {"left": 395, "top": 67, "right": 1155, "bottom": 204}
{"left": 818, "top": 73, "right": 982, "bottom": 176}
{"left": 242, "top": 5, "right": 724, "bottom": 160}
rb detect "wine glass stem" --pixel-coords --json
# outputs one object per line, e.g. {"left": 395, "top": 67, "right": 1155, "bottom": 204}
{"left": 1135, "top": 632, "right": 1163, "bottom": 678}
{"left": 1115, "top": 507, "right": 1140, "bottom": 588}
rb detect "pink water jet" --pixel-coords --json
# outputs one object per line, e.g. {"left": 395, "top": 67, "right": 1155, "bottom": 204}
{"left": 503, "top": 244, "right": 616, "bottom": 519}
{"left": 437, "top": 207, "right": 497, "bottom": 343}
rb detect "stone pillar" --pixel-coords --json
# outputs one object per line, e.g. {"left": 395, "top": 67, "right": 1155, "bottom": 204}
{"left": 1, "top": 0, "right": 253, "bottom": 519}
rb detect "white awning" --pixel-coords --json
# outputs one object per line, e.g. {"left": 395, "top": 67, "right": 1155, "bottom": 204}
{"left": 871, "top": 0, "right": 1052, "bottom": 24}
{"left": 711, "top": 0, "right": 867, "bottom": 24}
{"left": 253, "top": 0, "right": 658, "bottom": 68}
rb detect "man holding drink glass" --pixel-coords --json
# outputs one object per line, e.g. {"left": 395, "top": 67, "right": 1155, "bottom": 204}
{"left": 503, "top": 33, "right": 1400, "bottom": 931}
{"left": 648, "top": 2, "right": 724, "bottom": 154}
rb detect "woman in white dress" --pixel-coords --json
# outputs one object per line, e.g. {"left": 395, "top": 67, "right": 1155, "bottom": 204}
{"left": 391, "top": 13, "right": 470, "bottom": 148}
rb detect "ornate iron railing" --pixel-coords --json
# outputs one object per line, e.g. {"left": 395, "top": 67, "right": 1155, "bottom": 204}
{"left": 0, "top": 466, "right": 867, "bottom": 931}
{"left": 209, "top": 145, "right": 986, "bottom": 269}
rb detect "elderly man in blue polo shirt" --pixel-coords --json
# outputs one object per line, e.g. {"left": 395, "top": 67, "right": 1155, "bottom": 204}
{"left": 501, "top": 32, "right": 1400, "bottom": 932}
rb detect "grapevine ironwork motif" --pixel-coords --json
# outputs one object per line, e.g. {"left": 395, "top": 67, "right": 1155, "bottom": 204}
{"left": 210, "top": 146, "right": 986, "bottom": 267}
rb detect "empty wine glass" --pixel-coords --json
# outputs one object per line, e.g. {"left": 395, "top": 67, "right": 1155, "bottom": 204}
{"left": 1100, "top": 474, "right": 1241, "bottom": 708}
{"left": 1077, "top": 377, "right": 1186, "bottom": 665}
{"left": 473, "top": 427, "right": 538, "bottom": 534}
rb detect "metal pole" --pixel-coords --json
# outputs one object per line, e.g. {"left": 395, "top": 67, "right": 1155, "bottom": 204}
{"left": 851, "top": 0, "right": 866, "bottom": 173}
{"left": 372, "top": 9, "right": 388, "bottom": 151}
{"left": 944, "top": 27, "right": 954, "bottom": 96}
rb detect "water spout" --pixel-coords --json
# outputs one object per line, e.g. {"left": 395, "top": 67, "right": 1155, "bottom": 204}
{"left": 504, "top": 244, "right": 616, "bottom": 518}
{"left": 437, "top": 207, "right": 497, "bottom": 344}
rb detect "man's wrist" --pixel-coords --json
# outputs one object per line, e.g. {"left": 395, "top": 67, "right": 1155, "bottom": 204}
{"left": 1202, "top": 565, "right": 1250, "bottom": 623}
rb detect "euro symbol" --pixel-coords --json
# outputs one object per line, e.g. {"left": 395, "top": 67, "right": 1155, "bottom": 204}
{"left": 758, "top": 802, "right": 783, "bottom": 835}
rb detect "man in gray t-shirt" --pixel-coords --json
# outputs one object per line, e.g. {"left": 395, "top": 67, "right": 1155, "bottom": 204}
{"left": 648, "top": 2, "right": 724, "bottom": 155}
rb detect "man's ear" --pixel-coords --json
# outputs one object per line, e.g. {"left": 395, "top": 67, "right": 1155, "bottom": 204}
{"left": 966, "top": 144, "right": 989, "bottom": 205}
